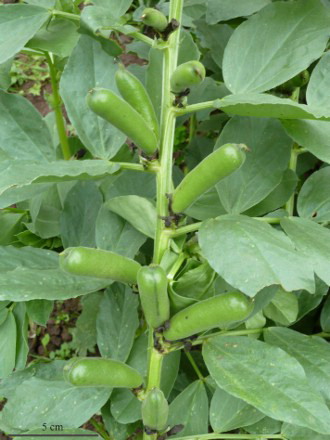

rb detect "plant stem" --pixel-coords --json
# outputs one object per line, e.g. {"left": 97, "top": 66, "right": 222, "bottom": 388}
{"left": 89, "top": 418, "right": 111, "bottom": 440}
{"left": 45, "top": 52, "right": 71, "bottom": 160}
{"left": 173, "top": 434, "right": 285, "bottom": 440}
{"left": 128, "top": 31, "right": 155, "bottom": 47}
{"left": 169, "top": 328, "right": 264, "bottom": 352}
{"left": 285, "top": 143, "right": 299, "bottom": 216}
{"left": 313, "top": 332, "right": 330, "bottom": 338}
{"left": 174, "top": 100, "right": 215, "bottom": 116}
{"left": 143, "top": 2, "right": 183, "bottom": 440}
{"left": 170, "top": 216, "right": 282, "bottom": 238}
{"left": 185, "top": 351, "right": 204, "bottom": 380}
{"left": 167, "top": 252, "right": 186, "bottom": 280}
{"left": 50, "top": 10, "right": 80, "bottom": 22}
{"left": 111, "top": 162, "right": 158, "bottom": 173}
{"left": 170, "top": 222, "right": 202, "bottom": 237}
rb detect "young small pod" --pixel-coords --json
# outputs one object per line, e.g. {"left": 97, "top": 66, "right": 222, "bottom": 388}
{"left": 170, "top": 60, "right": 206, "bottom": 94}
{"left": 141, "top": 8, "right": 168, "bottom": 32}
{"left": 86, "top": 88, "right": 158, "bottom": 155}
{"left": 63, "top": 357, "right": 143, "bottom": 388}
{"left": 163, "top": 292, "right": 254, "bottom": 341}
{"left": 115, "top": 65, "right": 159, "bottom": 138}
{"left": 137, "top": 265, "right": 170, "bottom": 328}
{"left": 171, "top": 143, "right": 246, "bottom": 213}
{"left": 59, "top": 247, "right": 141, "bottom": 285}
{"left": 142, "top": 387, "right": 169, "bottom": 432}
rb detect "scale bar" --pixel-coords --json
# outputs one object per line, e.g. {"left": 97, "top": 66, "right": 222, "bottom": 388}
{"left": 7, "top": 435, "right": 99, "bottom": 437}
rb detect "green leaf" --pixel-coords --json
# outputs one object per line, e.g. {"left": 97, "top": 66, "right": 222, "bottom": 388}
{"left": 307, "top": 51, "right": 330, "bottom": 111}
{"left": 168, "top": 380, "right": 209, "bottom": 438}
{"left": 24, "top": 0, "right": 55, "bottom": 7}
{"left": 0, "top": 360, "right": 111, "bottom": 430}
{"left": 245, "top": 416, "right": 282, "bottom": 435}
{"left": 281, "top": 217, "right": 330, "bottom": 286}
{"left": 146, "top": 48, "right": 163, "bottom": 123}
{"left": 195, "top": 21, "right": 232, "bottom": 68}
{"left": 110, "top": 388, "right": 141, "bottom": 424}
{"left": 172, "top": 261, "right": 215, "bottom": 301}
{"left": 26, "top": 18, "right": 80, "bottom": 58}
{"left": 71, "top": 292, "right": 102, "bottom": 356}
{"left": 91, "top": 0, "right": 133, "bottom": 17}
{"left": 60, "top": 181, "right": 103, "bottom": 248}
{"left": 28, "top": 184, "right": 65, "bottom": 240}
{"left": 0, "top": 4, "right": 50, "bottom": 64}
{"left": 0, "top": 160, "right": 118, "bottom": 209}
{"left": 0, "top": 310, "right": 16, "bottom": 379}
{"left": 296, "top": 277, "right": 328, "bottom": 322}
{"left": 297, "top": 167, "right": 330, "bottom": 222}
{"left": 102, "top": 169, "right": 156, "bottom": 200}
{"left": 203, "top": 335, "right": 330, "bottom": 434}
{"left": 282, "top": 120, "right": 330, "bottom": 164}
{"left": 186, "top": 188, "right": 226, "bottom": 221}
{"left": 105, "top": 196, "right": 157, "bottom": 239}
{"left": 178, "top": 29, "right": 200, "bottom": 65}
{"left": 26, "top": 300, "right": 53, "bottom": 327}
{"left": 206, "top": 0, "right": 270, "bottom": 24}
{"left": 199, "top": 215, "right": 315, "bottom": 296}
{"left": 215, "top": 93, "right": 330, "bottom": 120}
{"left": 0, "top": 57, "right": 13, "bottom": 90}
{"left": 60, "top": 35, "right": 126, "bottom": 159}
{"left": 96, "top": 284, "right": 139, "bottom": 362}
{"left": 264, "top": 288, "right": 299, "bottom": 326}
{"left": 223, "top": 0, "right": 330, "bottom": 94}
{"left": 210, "top": 386, "right": 264, "bottom": 433}
{"left": 265, "top": 327, "right": 330, "bottom": 403}
{"left": 13, "top": 303, "right": 29, "bottom": 371}
{"left": 215, "top": 117, "right": 292, "bottom": 213}
{"left": 0, "top": 210, "right": 27, "bottom": 245}
{"left": 282, "top": 423, "right": 330, "bottom": 440}
{"left": 0, "top": 246, "right": 109, "bottom": 301}
{"left": 0, "top": 90, "right": 54, "bottom": 161}
{"left": 321, "top": 296, "right": 330, "bottom": 332}
{"left": 101, "top": 404, "right": 131, "bottom": 440}
{"left": 244, "top": 169, "right": 297, "bottom": 217}
{"left": 95, "top": 206, "right": 146, "bottom": 259}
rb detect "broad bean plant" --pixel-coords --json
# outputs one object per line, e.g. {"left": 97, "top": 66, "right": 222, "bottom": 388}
{"left": 1, "top": 1, "right": 330, "bottom": 439}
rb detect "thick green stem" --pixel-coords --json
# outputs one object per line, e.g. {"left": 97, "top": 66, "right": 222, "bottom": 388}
{"left": 143, "top": 2, "right": 184, "bottom": 440}
{"left": 45, "top": 52, "right": 71, "bottom": 160}
{"left": 153, "top": 0, "right": 183, "bottom": 264}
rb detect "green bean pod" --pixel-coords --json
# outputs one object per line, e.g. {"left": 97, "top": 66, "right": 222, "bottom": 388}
{"left": 163, "top": 292, "right": 253, "bottom": 341}
{"left": 87, "top": 88, "right": 158, "bottom": 155}
{"left": 59, "top": 247, "right": 141, "bottom": 284}
{"left": 141, "top": 8, "right": 168, "bottom": 31}
{"left": 142, "top": 387, "right": 169, "bottom": 432}
{"left": 115, "top": 65, "right": 159, "bottom": 138}
{"left": 63, "top": 357, "right": 143, "bottom": 388}
{"left": 137, "top": 265, "right": 170, "bottom": 328}
{"left": 170, "top": 60, "right": 206, "bottom": 94}
{"left": 171, "top": 143, "right": 246, "bottom": 213}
